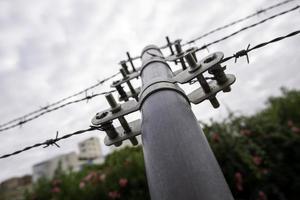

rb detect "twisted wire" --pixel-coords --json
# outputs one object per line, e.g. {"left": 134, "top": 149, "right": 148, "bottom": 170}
{"left": 194, "top": 5, "right": 299, "bottom": 53}
{"left": 182, "top": 0, "right": 297, "bottom": 46}
{"left": 0, "top": 90, "right": 115, "bottom": 132}
{"left": 0, "top": 72, "right": 119, "bottom": 129}
{"left": 0, "top": 127, "right": 97, "bottom": 159}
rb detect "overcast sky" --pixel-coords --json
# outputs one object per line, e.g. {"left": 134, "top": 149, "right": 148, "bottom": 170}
{"left": 0, "top": 0, "right": 299, "bottom": 182}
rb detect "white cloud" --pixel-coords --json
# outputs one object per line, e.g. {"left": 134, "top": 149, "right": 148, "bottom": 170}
{"left": 0, "top": 0, "right": 299, "bottom": 182}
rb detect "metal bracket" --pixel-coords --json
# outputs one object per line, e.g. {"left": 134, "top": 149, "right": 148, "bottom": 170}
{"left": 173, "top": 52, "right": 224, "bottom": 83}
{"left": 139, "top": 81, "right": 189, "bottom": 108}
{"left": 172, "top": 50, "right": 235, "bottom": 108}
{"left": 92, "top": 48, "right": 236, "bottom": 146}
{"left": 91, "top": 99, "right": 139, "bottom": 126}
{"left": 188, "top": 74, "right": 236, "bottom": 104}
{"left": 111, "top": 71, "right": 140, "bottom": 87}
{"left": 104, "top": 119, "right": 141, "bottom": 146}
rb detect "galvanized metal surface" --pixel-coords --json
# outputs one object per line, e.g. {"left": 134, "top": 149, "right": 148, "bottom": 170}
{"left": 140, "top": 45, "right": 234, "bottom": 200}
{"left": 188, "top": 74, "right": 236, "bottom": 104}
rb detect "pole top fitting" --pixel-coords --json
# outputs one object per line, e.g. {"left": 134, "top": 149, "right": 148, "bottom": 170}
{"left": 141, "top": 45, "right": 160, "bottom": 58}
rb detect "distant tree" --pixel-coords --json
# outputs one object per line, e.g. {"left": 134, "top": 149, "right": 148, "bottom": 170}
{"left": 25, "top": 88, "right": 300, "bottom": 200}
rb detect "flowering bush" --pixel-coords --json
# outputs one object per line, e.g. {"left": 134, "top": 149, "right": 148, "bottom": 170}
{"left": 25, "top": 88, "right": 300, "bottom": 200}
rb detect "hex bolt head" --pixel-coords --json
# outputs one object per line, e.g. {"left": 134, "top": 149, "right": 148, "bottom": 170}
{"left": 96, "top": 111, "right": 108, "bottom": 119}
{"left": 114, "top": 141, "right": 123, "bottom": 147}
{"left": 223, "top": 86, "right": 231, "bottom": 93}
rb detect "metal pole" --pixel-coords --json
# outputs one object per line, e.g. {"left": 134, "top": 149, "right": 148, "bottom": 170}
{"left": 140, "top": 45, "right": 234, "bottom": 200}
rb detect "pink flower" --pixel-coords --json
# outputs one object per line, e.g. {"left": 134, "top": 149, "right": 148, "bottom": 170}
{"left": 79, "top": 181, "right": 85, "bottom": 189}
{"left": 212, "top": 133, "right": 220, "bottom": 143}
{"left": 51, "top": 187, "right": 61, "bottom": 193}
{"left": 99, "top": 174, "right": 106, "bottom": 182}
{"left": 291, "top": 126, "right": 300, "bottom": 134}
{"left": 287, "top": 120, "right": 294, "bottom": 128}
{"left": 119, "top": 178, "right": 128, "bottom": 188}
{"left": 252, "top": 155, "right": 263, "bottom": 166}
{"left": 124, "top": 159, "right": 131, "bottom": 167}
{"left": 260, "top": 168, "right": 269, "bottom": 175}
{"left": 108, "top": 191, "right": 121, "bottom": 199}
{"left": 52, "top": 179, "right": 61, "bottom": 186}
{"left": 257, "top": 191, "right": 268, "bottom": 200}
{"left": 234, "top": 172, "right": 243, "bottom": 192}
{"left": 240, "top": 129, "right": 252, "bottom": 136}
{"left": 84, "top": 171, "right": 97, "bottom": 182}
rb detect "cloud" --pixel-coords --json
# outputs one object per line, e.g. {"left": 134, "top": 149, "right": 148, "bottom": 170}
{"left": 0, "top": 0, "right": 299, "bottom": 182}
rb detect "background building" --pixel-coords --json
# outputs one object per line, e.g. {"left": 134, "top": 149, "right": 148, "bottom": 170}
{"left": 32, "top": 152, "right": 78, "bottom": 182}
{"left": 32, "top": 137, "right": 104, "bottom": 182}
{"left": 78, "top": 137, "right": 102, "bottom": 160}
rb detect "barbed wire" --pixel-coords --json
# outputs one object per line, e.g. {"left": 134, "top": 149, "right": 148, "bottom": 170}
{"left": 221, "top": 30, "right": 300, "bottom": 63}
{"left": 124, "top": 0, "right": 297, "bottom": 63}
{"left": 0, "top": 90, "right": 115, "bottom": 133}
{"left": 0, "top": 127, "right": 97, "bottom": 159}
{"left": 194, "top": 5, "right": 300, "bottom": 53}
{"left": 0, "top": 72, "right": 119, "bottom": 129}
{"left": 182, "top": 0, "right": 297, "bottom": 46}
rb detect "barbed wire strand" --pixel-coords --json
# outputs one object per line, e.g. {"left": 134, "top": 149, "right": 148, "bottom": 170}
{"left": 124, "top": 0, "right": 298, "bottom": 63}
{"left": 0, "top": 127, "right": 97, "bottom": 159}
{"left": 0, "top": 90, "right": 115, "bottom": 133}
{"left": 0, "top": 72, "right": 119, "bottom": 129}
{"left": 2, "top": 30, "right": 300, "bottom": 159}
{"left": 194, "top": 5, "right": 300, "bottom": 53}
{"left": 221, "top": 30, "right": 300, "bottom": 63}
{"left": 182, "top": 0, "right": 297, "bottom": 46}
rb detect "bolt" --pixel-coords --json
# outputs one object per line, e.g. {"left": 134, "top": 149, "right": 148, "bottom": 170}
{"left": 114, "top": 84, "right": 128, "bottom": 102}
{"left": 174, "top": 40, "right": 187, "bottom": 70}
{"left": 126, "top": 52, "right": 136, "bottom": 72}
{"left": 118, "top": 116, "right": 138, "bottom": 146}
{"left": 120, "top": 68, "right": 128, "bottom": 79}
{"left": 208, "top": 65, "right": 231, "bottom": 93}
{"left": 185, "top": 52, "right": 200, "bottom": 73}
{"left": 124, "top": 79, "right": 138, "bottom": 101}
{"left": 209, "top": 96, "right": 220, "bottom": 108}
{"left": 105, "top": 93, "right": 121, "bottom": 113}
{"left": 120, "top": 61, "right": 130, "bottom": 74}
{"left": 100, "top": 121, "right": 122, "bottom": 147}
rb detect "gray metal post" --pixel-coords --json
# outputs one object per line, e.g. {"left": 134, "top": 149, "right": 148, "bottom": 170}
{"left": 140, "top": 45, "right": 234, "bottom": 200}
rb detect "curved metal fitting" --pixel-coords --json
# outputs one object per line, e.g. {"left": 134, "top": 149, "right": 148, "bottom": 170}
{"left": 91, "top": 100, "right": 139, "bottom": 126}
{"left": 141, "top": 45, "right": 161, "bottom": 58}
{"left": 173, "top": 52, "right": 224, "bottom": 83}
{"left": 187, "top": 74, "right": 236, "bottom": 105}
{"left": 139, "top": 81, "right": 189, "bottom": 108}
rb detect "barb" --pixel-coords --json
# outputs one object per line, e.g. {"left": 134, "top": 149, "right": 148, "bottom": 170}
{"left": 183, "top": 0, "right": 296, "bottom": 46}
{"left": 0, "top": 90, "right": 115, "bottom": 133}
{"left": 0, "top": 127, "right": 96, "bottom": 159}
{"left": 0, "top": 72, "right": 119, "bottom": 129}
{"left": 195, "top": 5, "right": 300, "bottom": 53}
{"left": 221, "top": 30, "right": 300, "bottom": 63}
{"left": 44, "top": 131, "right": 60, "bottom": 148}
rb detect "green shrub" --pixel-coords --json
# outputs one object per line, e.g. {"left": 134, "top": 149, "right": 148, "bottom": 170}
{"left": 25, "top": 88, "right": 300, "bottom": 200}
